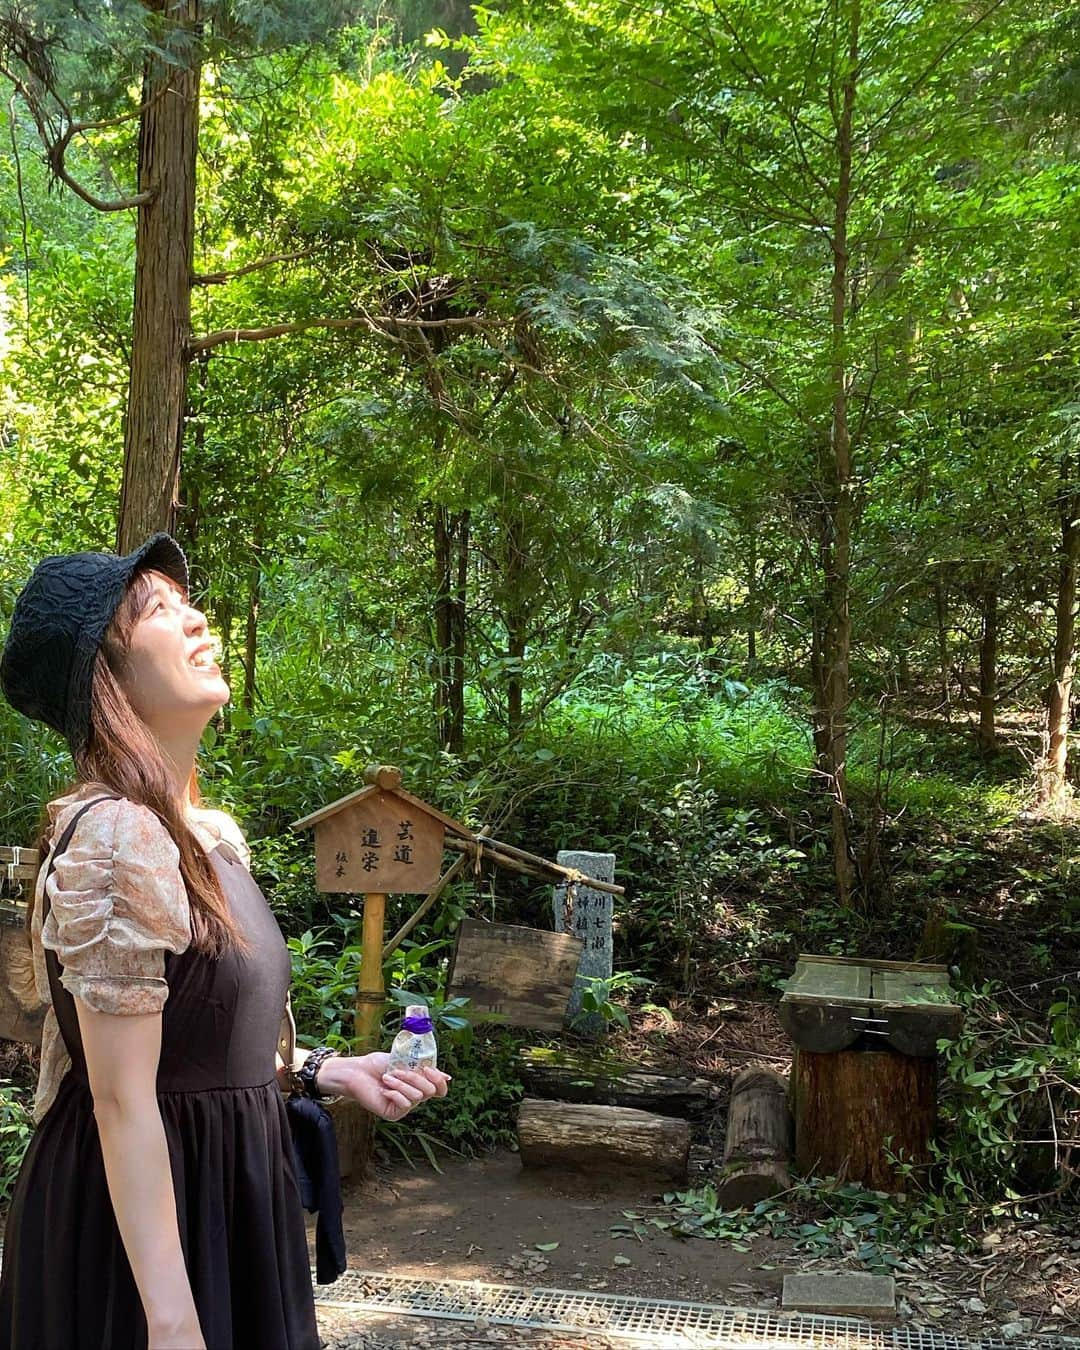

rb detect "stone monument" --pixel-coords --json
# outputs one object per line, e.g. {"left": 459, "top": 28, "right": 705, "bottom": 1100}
{"left": 553, "top": 850, "right": 616, "bottom": 1035}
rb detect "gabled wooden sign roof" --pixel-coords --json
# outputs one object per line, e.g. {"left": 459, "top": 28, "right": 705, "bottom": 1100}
{"left": 290, "top": 764, "right": 624, "bottom": 898}
{"left": 290, "top": 775, "right": 475, "bottom": 840}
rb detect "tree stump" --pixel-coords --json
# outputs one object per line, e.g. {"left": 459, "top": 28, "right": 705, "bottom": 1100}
{"left": 517, "top": 1099, "right": 690, "bottom": 1180}
{"left": 716, "top": 1067, "right": 792, "bottom": 1208}
{"left": 790, "top": 1047, "right": 937, "bottom": 1191}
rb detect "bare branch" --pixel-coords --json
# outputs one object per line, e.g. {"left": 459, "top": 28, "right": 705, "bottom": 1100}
{"left": 0, "top": 60, "right": 152, "bottom": 211}
{"left": 45, "top": 141, "right": 150, "bottom": 211}
{"left": 192, "top": 247, "right": 323, "bottom": 286}
{"left": 189, "top": 309, "right": 502, "bottom": 354}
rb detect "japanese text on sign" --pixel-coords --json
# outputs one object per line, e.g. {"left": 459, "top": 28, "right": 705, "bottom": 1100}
{"left": 357, "top": 822, "right": 416, "bottom": 875}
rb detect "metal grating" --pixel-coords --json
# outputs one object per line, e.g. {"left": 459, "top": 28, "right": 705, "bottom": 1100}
{"left": 312, "top": 1270, "right": 1079, "bottom": 1349}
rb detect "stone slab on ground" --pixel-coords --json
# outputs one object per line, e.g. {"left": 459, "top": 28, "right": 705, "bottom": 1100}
{"left": 782, "top": 1272, "right": 896, "bottom": 1318}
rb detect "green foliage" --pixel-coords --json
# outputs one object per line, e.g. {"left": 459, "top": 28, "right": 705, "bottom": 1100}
{"left": 1, "top": 0, "right": 1078, "bottom": 1240}
{"left": 286, "top": 925, "right": 525, "bottom": 1160}
{"left": 0, "top": 1082, "right": 34, "bottom": 1204}
{"left": 570, "top": 971, "right": 653, "bottom": 1032}
{"left": 918, "top": 983, "right": 1080, "bottom": 1214}
{"left": 654, "top": 1178, "right": 912, "bottom": 1269}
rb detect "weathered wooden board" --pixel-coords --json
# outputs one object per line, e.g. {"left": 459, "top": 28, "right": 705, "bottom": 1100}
{"left": 0, "top": 846, "right": 40, "bottom": 865}
{"left": 796, "top": 953, "right": 948, "bottom": 974}
{"left": 873, "top": 969, "right": 952, "bottom": 1003}
{"left": 313, "top": 792, "right": 445, "bottom": 893}
{"left": 784, "top": 959, "right": 872, "bottom": 1002}
{"left": 1, "top": 845, "right": 39, "bottom": 891}
{"left": 0, "top": 906, "right": 44, "bottom": 1045}
{"left": 447, "top": 920, "right": 583, "bottom": 1031}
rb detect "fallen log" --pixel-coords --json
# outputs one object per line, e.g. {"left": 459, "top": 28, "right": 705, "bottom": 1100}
{"left": 517, "top": 1098, "right": 690, "bottom": 1180}
{"left": 518, "top": 1047, "right": 719, "bottom": 1119}
{"left": 716, "top": 1066, "right": 792, "bottom": 1208}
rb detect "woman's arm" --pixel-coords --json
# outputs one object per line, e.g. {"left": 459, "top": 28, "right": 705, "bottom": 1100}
{"left": 76, "top": 1001, "right": 206, "bottom": 1350}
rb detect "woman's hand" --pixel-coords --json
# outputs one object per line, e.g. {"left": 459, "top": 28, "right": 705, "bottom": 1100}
{"left": 316, "top": 1052, "right": 451, "bottom": 1121}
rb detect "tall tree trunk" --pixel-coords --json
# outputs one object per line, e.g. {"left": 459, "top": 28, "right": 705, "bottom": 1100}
{"left": 242, "top": 518, "right": 263, "bottom": 715}
{"left": 433, "top": 502, "right": 468, "bottom": 753}
{"left": 1040, "top": 472, "right": 1080, "bottom": 801}
{"left": 976, "top": 567, "right": 999, "bottom": 756}
{"left": 897, "top": 637, "right": 911, "bottom": 694}
{"left": 453, "top": 509, "right": 469, "bottom": 747}
{"left": 213, "top": 597, "right": 233, "bottom": 734}
{"left": 816, "top": 3, "right": 859, "bottom": 909}
{"left": 746, "top": 528, "right": 758, "bottom": 670}
{"left": 434, "top": 503, "right": 452, "bottom": 746}
{"left": 934, "top": 576, "right": 951, "bottom": 718}
{"left": 505, "top": 513, "right": 528, "bottom": 737}
{"left": 116, "top": 0, "right": 201, "bottom": 552}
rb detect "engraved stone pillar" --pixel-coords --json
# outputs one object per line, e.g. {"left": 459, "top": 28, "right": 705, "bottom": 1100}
{"left": 553, "top": 850, "right": 615, "bottom": 1035}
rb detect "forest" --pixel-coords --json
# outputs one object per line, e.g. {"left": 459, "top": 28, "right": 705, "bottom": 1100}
{"left": 0, "top": 1, "right": 1078, "bottom": 1344}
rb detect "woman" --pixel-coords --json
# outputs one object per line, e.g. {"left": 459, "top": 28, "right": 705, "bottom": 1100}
{"left": 0, "top": 532, "right": 450, "bottom": 1349}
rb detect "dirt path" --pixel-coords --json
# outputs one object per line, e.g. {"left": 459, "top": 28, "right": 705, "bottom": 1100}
{"left": 311, "top": 1146, "right": 795, "bottom": 1347}
{"left": 311, "top": 1149, "right": 1080, "bottom": 1348}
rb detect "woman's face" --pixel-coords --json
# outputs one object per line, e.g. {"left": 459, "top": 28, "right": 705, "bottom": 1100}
{"left": 119, "top": 569, "right": 229, "bottom": 733}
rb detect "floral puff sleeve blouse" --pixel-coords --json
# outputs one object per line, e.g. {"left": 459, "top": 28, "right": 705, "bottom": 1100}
{"left": 30, "top": 781, "right": 260, "bottom": 1124}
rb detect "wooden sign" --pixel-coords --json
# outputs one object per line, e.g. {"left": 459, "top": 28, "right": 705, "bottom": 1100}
{"left": 293, "top": 770, "right": 475, "bottom": 897}
{"left": 312, "top": 791, "right": 445, "bottom": 894}
{"left": 447, "top": 919, "right": 584, "bottom": 1032}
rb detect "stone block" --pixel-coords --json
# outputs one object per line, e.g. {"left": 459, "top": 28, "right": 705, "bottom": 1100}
{"left": 782, "top": 1273, "right": 896, "bottom": 1319}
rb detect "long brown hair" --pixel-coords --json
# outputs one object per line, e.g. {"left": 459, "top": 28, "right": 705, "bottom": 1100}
{"left": 11, "top": 568, "right": 248, "bottom": 1007}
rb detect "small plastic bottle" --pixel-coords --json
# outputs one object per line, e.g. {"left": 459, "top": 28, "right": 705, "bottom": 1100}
{"left": 387, "top": 1004, "right": 438, "bottom": 1072}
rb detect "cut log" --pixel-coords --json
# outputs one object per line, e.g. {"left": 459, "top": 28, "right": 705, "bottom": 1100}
{"left": 516, "top": 1099, "right": 690, "bottom": 1180}
{"left": 518, "top": 1047, "right": 718, "bottom": 1118}
{"left": 716, "top": 1067, "right": 792, "bottom": 1208}
{"left": 790, "top": 1046, "right": 937, "bottom": 1192}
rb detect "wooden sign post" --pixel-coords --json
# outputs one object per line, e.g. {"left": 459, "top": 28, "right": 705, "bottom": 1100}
{"left": 293, "top": 766, "right": 626, "bottom": 1177}
{"left": 292, "top": 765, "right": 475, "bottom": 1174}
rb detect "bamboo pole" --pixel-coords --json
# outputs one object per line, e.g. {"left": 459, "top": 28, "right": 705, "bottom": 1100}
{"left": 355, "top": 891, "right": 387, "bottom": 1051}
{"left": 382, "top": 856, "right": 465, "bottom": 961}
{"left": 382, "top": 825, "right": 492, "bottom": 960}
{"left": 443, "top": 835, "right": 625, "bottom": 896}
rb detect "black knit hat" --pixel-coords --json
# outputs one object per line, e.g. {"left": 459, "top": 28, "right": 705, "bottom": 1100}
{"left": 1, "top": 532, "right": 189, "bottom": 759}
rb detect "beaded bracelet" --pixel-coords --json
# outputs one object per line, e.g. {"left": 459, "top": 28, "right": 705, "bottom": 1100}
{"left": 297, "top": 1046, "right": 338, "bottom": 1101}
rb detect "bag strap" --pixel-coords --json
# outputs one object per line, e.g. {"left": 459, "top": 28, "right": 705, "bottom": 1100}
{"left": 40, "top": 793, "right": 120, "bottom": 1070}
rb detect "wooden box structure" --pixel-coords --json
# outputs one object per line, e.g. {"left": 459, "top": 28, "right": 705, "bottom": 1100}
{"left": 0, "top": 845, "right": 45, "bottom": 1045}
{"left": 447, "top": 919, "right": 584, "bottom": 1032}
{"left": 780, "top": 954, "right": 962, "bottom": 1191}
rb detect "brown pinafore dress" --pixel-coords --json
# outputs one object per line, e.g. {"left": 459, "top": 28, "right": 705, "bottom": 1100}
{"left": 0, "top": 796, "right": 321, "bottom": 1350}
